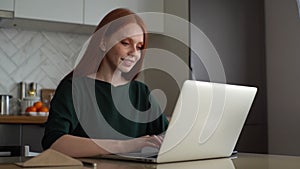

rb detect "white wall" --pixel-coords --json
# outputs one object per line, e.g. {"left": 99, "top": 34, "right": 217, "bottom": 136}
{"left": 265, "top": 0, "right": 300, "bottom": 155}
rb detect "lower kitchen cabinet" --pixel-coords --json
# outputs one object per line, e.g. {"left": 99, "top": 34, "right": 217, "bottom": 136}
{"left": 0, "top": 123, "right": 45, "bottom": 155}
{"left": 22, "top": 125, "right": 45, "bottom": 152}
{"left": 0, "top": 124, "right": 21, "bottom": 146}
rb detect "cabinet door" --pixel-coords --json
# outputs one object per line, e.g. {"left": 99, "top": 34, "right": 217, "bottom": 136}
{"left": 22, "top": 125, "right": 45, "bottom": 152}
{"left": 0, "top": 124, "right": 21, "bottom": 146}
{"left": 0, "top": 0, "right": 14, "bottom": 11}
{"left": 15, "top": 0, "right": 84, "bottom": 24}
{"left": 84, "top": 0, "right": 164, "bottom": 30}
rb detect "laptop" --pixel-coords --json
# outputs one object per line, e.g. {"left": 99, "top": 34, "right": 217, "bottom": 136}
{"left": 99, "top": 80, "right": 257, "bottom": 163}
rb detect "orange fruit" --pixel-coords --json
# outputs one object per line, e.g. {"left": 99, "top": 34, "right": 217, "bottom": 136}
{"left": 38, "top": 106, "right": 49, "bottom": 112}
{"left": 25, "top": 106, "right": 37, "bottom": 112}
{"left": 33, "top": 101, "right": 43, "bottom": 110}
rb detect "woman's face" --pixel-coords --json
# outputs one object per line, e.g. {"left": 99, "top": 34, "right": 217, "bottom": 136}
{"left": 103, "top": 23, "right": 144, "bottom": 73}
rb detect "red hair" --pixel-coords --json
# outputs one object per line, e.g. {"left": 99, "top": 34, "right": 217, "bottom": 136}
{"left": 65, "top": 8, "right": 148, "bottom": 81}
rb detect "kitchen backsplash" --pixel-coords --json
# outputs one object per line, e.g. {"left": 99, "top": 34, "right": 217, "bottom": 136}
{"left": 0, "top": 28, "right": 89, "bottom": 98}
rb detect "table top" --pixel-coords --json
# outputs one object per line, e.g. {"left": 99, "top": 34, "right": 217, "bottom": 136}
{"left": 0, "top": 115, "right": 47, "bottom": 124}
{"left": 0, "top": 153, "right": 300, "bottom": 169}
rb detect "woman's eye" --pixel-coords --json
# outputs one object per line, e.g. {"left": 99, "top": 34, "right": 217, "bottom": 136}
{"left": 121, "top": 41, "right": 129, "bottom": 46}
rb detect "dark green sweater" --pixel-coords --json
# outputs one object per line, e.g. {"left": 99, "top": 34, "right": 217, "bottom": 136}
{"left": 42, "top": 77, "right": 168, "bottom": 150}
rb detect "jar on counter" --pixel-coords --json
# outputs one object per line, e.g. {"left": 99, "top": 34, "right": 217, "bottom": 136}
{"left": 9, "top": 97, "right": 21, "bottom": 115}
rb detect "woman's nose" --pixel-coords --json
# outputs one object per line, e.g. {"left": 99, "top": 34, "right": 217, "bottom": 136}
{"left": 128, "top": 45, "right": 139, "bottom": 56}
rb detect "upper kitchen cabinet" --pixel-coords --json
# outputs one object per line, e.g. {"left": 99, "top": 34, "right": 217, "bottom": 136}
{"left": 84, "top": 0, "right": 164, "bottom": 28}
{"left": 0, "top": 0, "right": 14, "bottom": 11}
{"left": 14, "top": 0, "right": 84, "bottom": 24}
{"left": 0, "top": 0, "right": 14, "bottom": 19}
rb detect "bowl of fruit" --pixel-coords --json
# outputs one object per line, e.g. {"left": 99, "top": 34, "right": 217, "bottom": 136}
{"left": 25, "top": 101, "right": 49, "bottom": 116}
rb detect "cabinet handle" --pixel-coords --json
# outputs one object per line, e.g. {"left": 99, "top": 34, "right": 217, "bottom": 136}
{"left": 0, "top": 151, "right": 12, "bottom": 156}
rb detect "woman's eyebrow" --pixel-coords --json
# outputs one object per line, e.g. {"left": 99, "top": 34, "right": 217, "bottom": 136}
{"left": 122, "top": 37, "right": 143, "bottom": 45}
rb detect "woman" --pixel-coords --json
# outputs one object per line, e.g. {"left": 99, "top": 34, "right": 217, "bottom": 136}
{"left": 42, "top": 8, "right": 168, "bottom": 157}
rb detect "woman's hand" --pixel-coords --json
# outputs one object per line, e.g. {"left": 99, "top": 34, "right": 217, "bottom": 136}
{"left": 51, "top": 134, "right": 164, "bottom": 157}
{"left": 118, "top": 135, "right": 164, "bottom": 153}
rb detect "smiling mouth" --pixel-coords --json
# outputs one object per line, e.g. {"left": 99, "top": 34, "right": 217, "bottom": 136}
{"left": 121, "top": 57, "right": 135, "bottom": 66}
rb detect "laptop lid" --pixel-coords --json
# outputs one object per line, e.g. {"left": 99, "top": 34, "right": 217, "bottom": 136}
{"left": 156, "top": 80, "right": 257, "bottom": 163}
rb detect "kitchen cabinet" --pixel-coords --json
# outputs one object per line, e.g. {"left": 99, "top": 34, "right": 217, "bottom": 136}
{"left": 22, "top": 125, "right": 45, "bottom": 152}
{"left": 190, "top": 0, "right": 267, "bottom": 153}
{"left": 0, "top": 124, "right": 44, "bottom": 153}
{"left": 13, "top": 0, "right": 163, "bottom": 31}
{"left": 0, "top": 116, "right": 47, "bottom": 153}
{"left": 14, "top": 0, "right": 84, "bottom": 24}
{"left": 0, "top": 125, "right": 21, "bottom": 146}
{"left": 84, "top": 0, "right": 164, "bottom": 32}
{"left": 0, "top": 0, "right": 14, "bottom": 11}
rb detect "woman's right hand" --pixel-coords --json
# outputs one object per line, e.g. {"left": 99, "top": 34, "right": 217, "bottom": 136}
{"left": 119, "top": 135, "right": 164, "bottom": 153}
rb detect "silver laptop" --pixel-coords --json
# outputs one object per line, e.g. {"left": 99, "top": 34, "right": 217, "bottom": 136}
{"left": 99, "top": 80, "right": 257, "bottom": 163}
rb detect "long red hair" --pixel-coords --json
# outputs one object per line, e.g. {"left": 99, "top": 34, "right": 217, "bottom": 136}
{"left": 65, "top": 8, "right": 148, "bottom": 81}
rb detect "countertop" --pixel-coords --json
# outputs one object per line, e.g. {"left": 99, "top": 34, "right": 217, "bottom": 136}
{"left": 1, "top": 153, "right": 300, "bottom": 169}
{"left": 0, "top": 115, "right": 47, "bottom": 124}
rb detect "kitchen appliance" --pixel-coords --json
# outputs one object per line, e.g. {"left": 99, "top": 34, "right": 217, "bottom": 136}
{"left": 28, "top": 82, "right": 38, "bottom": 97}
{"left": 19, "top": 82, "right": 41, "bottom": 114}
{"left": 19, "top": 82, "right": 39, "bottom": 99}
{"left": 19, "top": 82, "right": 26, "bottom": 100}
